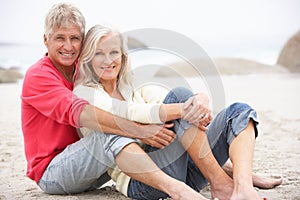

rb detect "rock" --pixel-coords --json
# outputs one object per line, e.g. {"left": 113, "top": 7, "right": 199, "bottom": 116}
{"left": 0, "top": 68, "right": 23, "bottom": 83}
{"left": 277, "top": 30, "right": 300, "bottom": 72}
{"left": 154, "top": 57, "right": 288, "bottom": 77}
{"left": 214, "top": 58, "right": 288, "bottom": 75}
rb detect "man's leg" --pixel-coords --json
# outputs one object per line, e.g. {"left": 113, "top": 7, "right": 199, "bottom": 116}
{"left": 117, "top": 142, "right": 208, "bottom": 200}
{"left": 39, "top": 130, "right": 206, "bottom": 199}
{"left": 38, "top": 132, "right": 117, "bottom": 194}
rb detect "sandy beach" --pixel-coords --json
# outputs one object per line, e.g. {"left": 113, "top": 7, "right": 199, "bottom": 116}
{"left": 0, "top": 62, "right": 300, "bottom": 199}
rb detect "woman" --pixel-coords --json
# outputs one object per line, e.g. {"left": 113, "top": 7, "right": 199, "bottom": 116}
{"left": 74, "top": 24, "right": 278, "bottom": 200}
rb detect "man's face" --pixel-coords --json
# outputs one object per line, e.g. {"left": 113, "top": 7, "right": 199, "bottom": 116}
{"left": 44, "top": 24, "right": 83, "bottom": 68}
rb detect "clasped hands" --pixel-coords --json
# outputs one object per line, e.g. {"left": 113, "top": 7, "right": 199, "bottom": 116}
{"left": 182, "top": 92, "right": 213, "bottom": 131}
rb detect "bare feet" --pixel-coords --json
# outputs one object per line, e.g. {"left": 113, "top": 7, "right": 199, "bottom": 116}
{"left": 222, "top": 160, "right": 283, "bottom": 189}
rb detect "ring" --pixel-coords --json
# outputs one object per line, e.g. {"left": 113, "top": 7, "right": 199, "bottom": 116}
{"left": 200, "top": 114, "right": 205, "bottom": 119}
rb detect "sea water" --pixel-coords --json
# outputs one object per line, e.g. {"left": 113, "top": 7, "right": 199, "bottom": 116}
{"left": 0, "top": 40, "right": 280, "bottom": 75}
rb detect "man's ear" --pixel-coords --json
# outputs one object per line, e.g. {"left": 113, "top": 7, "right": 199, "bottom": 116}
{"left": 43, "top": 34, "right": 48, "bottom": 46}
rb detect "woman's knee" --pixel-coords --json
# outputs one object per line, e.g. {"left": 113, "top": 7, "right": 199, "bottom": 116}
{"left": 225, "top": 102, "right": 259, "bottom": 139}
{"left": 164, "top": 87, "right": 194, "bottom": 104}
{"left": 226, "top": 102, "right": 254, "bottom": 118}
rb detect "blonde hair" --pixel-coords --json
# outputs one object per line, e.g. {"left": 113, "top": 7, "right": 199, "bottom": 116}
{"left": 44, "top": 3, "right": 86, "bottom": 39}
{"left": 75, "top": 24, "right": 133, "bottom": 88}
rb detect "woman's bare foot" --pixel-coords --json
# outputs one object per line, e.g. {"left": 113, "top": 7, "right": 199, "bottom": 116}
{"left": 222, "top": 160, "right": 283, "bottom": 189}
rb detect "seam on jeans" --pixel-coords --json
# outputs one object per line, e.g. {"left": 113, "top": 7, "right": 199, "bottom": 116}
{"left": 38, "top": 177, "right": 68, "bottom": 194}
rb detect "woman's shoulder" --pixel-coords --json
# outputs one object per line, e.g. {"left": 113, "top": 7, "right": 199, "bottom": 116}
{"left": 73, "top": 84, "right": 102, "bottom": 97}
{"left": 137, "top": 84, "right": 169, "bottom": 94}
{"left": 135, "top": 84, "right": 169, "bottom": 103}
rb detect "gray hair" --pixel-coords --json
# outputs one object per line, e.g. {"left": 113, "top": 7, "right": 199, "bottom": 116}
{"left": 44, "top": 3, "right": 86, "bottom": 39}
{"left": 75, "top": 24, "right": 133, "bottom": 88}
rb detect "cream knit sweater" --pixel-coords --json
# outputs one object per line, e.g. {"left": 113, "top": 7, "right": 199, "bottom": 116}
{"left": 74, "top": 82, "right": 169, "bottom": 196}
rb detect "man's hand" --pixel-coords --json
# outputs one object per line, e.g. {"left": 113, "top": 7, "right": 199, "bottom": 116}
{"left": 182, "top": 93, "right": 212, "bottom": 131}
{"left": 139, "top": 123, "right": 176, "bottom": 149}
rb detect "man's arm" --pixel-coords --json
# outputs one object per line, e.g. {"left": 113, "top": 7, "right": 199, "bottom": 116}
{"left": 79, "top": 105, "right": 176, "bottom": 148}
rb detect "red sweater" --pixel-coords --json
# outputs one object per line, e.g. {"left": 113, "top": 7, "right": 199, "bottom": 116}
{"left": 21, "top": 55, "right": 89, "bottom": 183}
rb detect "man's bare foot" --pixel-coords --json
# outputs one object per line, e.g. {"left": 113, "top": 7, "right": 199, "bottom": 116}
{"left": 252, "top": 173, "right": 283, "bottom": 189}
{"left": 210, "top": 175, "right": 234, "bottom": 200}
{"left": 222, "top": 160, "right": 283, "bottom": 189}
{"left": 230, "top": 183, "right": 261, "bottom": 200}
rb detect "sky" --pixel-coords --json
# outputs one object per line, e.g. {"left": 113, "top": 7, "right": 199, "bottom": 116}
{"left": 0, "top": 0, "right": 299, "bottom": 64}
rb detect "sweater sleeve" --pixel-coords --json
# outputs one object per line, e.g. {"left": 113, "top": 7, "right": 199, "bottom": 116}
{"left": 74, "top": 85, "right": 168, "bottom": 124}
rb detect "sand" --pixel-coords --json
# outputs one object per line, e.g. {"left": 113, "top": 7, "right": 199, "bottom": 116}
{"left": 0, "top": 64, "right": 300, "bottom": 199}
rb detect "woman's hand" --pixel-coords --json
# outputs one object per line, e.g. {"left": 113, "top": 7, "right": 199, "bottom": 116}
{"left": 182, "top": 93, "right": 212, "bottom": 131}
{"left": 139, "top": 123, "right": 176, "bottom": 149}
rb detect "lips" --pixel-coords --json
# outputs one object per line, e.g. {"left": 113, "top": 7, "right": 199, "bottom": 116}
{"left": 60, "top": 52, "right": 75, "bottom": 57}
{"left": 100, "top": 66, "right": 115, "bottom": 70}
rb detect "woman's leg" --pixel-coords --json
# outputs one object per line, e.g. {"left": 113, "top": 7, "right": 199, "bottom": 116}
{"left": 181, "top": 124, "right": 234, "bottom": 199}
{"left": 184, "top": 102, "right": 261, "bottom": 199}
{"left": 126, "top": 87, "right": 209, "bottom": 199}
{"left": 228, "top": 119, "right": 261, "bottom": 199}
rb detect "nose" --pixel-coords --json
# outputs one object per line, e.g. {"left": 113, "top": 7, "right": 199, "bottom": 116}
{"left": 103, "top": 55, "right": 112, "bottom": 65}
{"left": 63, "top": 38, "right": 73, "bottom": 51}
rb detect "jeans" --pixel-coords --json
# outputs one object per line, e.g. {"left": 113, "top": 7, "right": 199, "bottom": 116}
{"left": 38, "top": 131, "right": 136, "bottom": 194}
{"left": 128, "top": 87, "right": 259, "bottom": 199}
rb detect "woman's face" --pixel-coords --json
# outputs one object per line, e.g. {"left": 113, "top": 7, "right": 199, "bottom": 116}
{"left": 91, "top": 33, "right": 122, "bottom": 83}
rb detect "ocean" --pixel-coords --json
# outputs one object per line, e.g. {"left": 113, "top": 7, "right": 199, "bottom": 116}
{"left": 0, "top": 40, "right": 281, "bottom": 76}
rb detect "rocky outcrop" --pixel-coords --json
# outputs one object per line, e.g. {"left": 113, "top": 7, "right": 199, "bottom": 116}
{"left": 277, "top": 30, "right": 300, "bottom": 72}
{"left": 0, "top": 67, "right": 23, "bottom": 83}
{"left": 154, "top": 57, "right": 288, "bottom": 77}
{"left": 214, "top": 58, "right": 288, "bottom": 75}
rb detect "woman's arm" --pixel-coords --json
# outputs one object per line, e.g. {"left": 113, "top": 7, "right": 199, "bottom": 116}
{"left": 158, "top": 103, "right": 184, "bottom": 122}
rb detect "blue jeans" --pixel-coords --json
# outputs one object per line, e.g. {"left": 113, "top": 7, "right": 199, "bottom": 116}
{"left": 128, "top": 87, "right": 259, "bottom": 199}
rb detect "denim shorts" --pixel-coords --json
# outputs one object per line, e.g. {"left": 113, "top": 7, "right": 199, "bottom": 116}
{"left": 128, "top": 87, "right": 259, "bottom": 199}
{"left": 38, "top": 132, "right": 136, "bottom": 194}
